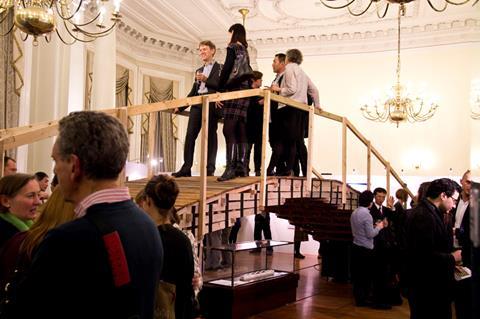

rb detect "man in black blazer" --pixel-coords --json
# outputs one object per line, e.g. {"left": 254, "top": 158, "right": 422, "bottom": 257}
{"left": 173, "top": 40, "right": 222, "bottom": 177}
{"left": 453, "top": 170, "right": 473, "bottom": 319}
{"left": 405, "top": 178, "right": 461, "bottom": 319}
{"left": 13, "top": 112, "right": 163, "bottom": 319}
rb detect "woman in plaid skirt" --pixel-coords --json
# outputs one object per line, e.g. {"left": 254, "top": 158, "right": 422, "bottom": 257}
{"left": 216, "top": 24, "right": 252, "bottom": 181}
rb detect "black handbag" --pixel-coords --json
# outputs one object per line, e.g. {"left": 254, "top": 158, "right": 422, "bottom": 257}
{"left": 226, "top": 45, "right": 253, "bottom": 86}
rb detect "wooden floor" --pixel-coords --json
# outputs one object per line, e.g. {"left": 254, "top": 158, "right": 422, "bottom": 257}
{"left": 204, "top": 252, "right": 410, "bottom": 319}
{"left": 127, "top": 176, "right": 268, "bottom": 209}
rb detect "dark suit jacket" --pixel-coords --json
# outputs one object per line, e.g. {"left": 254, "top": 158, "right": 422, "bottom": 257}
{"left": 370, "top": 204, "right": 396, "bottom": 251}
{"left": 0, "top": 217, "right": 20, "bottom": 251}
{"left": 13, "top": 200, "right": 163, "bottom": 319}
{"left": 180, "top": 62, "right": 222, "bottom": 112}
{"left": 452, "top": 200, "right": 471, "bottom": 267}
{"left": 405, "top": 199, "right": 456, "bottom": 297}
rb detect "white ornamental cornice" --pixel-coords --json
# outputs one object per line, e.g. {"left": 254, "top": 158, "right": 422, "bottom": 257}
{"left": 253, "top": 18, "right": 480, "bottom": 58}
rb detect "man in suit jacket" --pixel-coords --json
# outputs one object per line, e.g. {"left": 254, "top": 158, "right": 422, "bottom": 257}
{"left": 405, "top": 178, "right": 461, "bottom": 319}
{"left": 453, "top": 170, "right": 473, "bottom": 319}
{"left": 13, "top": 112, "right": 163, "bottom": 319}
{"left": 173, "top": 40, "right": 222, "bottom": 177}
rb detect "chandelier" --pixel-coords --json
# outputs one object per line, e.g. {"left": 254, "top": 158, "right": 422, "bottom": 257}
{"left": 360, "top": 4, "right": 439, "bottom": 127}
{"left": 316, "top": 0, "right": 478, "bottom": 18}
{"left": 472, "top": 79, "right": 480, "bottom": 119}
{"left": 0, "top": 0, "right": 121, "bottom": 45}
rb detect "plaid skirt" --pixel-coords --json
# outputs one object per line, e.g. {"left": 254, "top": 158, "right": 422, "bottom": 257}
{"left": 223, "top": 82, "right": 250, "bottom": 121}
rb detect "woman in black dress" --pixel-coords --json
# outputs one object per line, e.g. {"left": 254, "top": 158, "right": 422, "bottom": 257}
{"left": 216, "top": 23, "right": 252, "bottom": 181}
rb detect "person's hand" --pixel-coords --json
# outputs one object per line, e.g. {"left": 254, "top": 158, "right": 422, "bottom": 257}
{"left": 270, "top": 84, "right": 280, "bottom": 93}
{"left": 195, "top": 72, "right": 207, "bottom": 82}
{"left": 258, "top": 98, "right": 264, "bottom": 105}
{"left": 215, "top": 101, "right": 223, "bottom": 108}
{"left": 452, "top": 250, "right": 462, "bottom": 263}
{"left": 192, "top": 273, "right": 202, "bottom": 290}
{"left": 375, "top": 220, "right": 385, "bottom": 230}
{"left": 382, "top": 217, "right": 389, "bottom": 228}
{"left": 387, "top": 196, "right": 394, "bottom": 208}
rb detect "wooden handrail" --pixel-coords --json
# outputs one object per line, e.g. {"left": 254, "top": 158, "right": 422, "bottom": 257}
{"left": 1, "top": 88, "right": 415, "bottom": 203}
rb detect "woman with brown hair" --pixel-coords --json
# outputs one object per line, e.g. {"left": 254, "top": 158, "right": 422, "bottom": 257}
{"left": 0, "top": 174, "right": 40, "bottom": 250}
{"left": 143, "top": 174, "right": 194, "bottom": 319}
{"left": 216, "top": 23, "right": 252, "bottom": 181}
{"left": 0, "top": 188, "right": 75, "bottom": 309}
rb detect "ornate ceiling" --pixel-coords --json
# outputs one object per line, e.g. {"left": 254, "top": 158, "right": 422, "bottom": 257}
{"left": 118, "top": 0, "right": 479, "bottom": 61}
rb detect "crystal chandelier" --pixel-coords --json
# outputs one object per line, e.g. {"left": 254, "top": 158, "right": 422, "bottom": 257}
{"left": 472, "top": 79, "right": 480, "bottom": 120}
{"left": 360, "top": 4, "right": 439, "bottom": 127}
{"left": 0, "top": 0, "right": 121, "bottom": 45}
{"left": 316, "top": 0, "right": 478, "bottom": 18}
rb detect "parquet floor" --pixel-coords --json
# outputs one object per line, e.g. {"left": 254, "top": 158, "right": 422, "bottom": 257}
{"left": 204, "top": 252, "right": 410, "bottom": 319}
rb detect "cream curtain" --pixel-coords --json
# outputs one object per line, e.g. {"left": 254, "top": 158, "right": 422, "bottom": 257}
{"left": 149, "top": 78, "right": 176, "bottom": 172}
{"left": 0, "top": 12, "right": 21, "bottom": 158}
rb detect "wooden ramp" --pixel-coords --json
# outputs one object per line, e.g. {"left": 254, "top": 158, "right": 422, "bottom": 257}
{"left": 126, "top": 176, "right": 360, "bottom": 238}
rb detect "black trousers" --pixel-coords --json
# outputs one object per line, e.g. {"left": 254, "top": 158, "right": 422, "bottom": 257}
{"left": 180, "top": 104, "right": 218, "bottom": 174}
{"left": 254, "top": 213, "right": 272, "bottom": 245}
{"left": 351, "top": 244, "right": 374, "bottom": 305}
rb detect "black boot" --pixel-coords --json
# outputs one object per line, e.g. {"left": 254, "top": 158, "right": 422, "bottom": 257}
{"left": 236, "top": 143, "right": 248, "bottom": 177}
{"left": 239, "top": 143, "right": 253, "bottom": 176}
{"left": 218, "top": 144, "right": 237, "bottom": 182}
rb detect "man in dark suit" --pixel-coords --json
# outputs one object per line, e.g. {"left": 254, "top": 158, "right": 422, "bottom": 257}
{"left": 453, "top": 170, "right": 473, "bottom": 319}
{"left": 172, "top": 40, "right": 222, "bottom": 177}
{"left": 13, "top": 112, "right": 163, "bottom": 319}
{"left": 369, "top": 187, "right": 399, "bottom": 309}
{"left": 405, "top": 178, "right": 461, "bottom": 319}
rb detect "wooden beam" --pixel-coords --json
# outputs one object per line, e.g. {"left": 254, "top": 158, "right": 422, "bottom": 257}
{"left": 0, "top": 142, "right": 4, "bottom": 178}
{"left": 197, "top": 95, "right": 210, "bottom": 241}
{"left": 367, "top": 141, "right": 372, "bottom": 191}
{"left": 342, "top": 117, "right": 347, "bottom": 204}
{"left": 306, "top": 104, "right": 314, "bottom": 192}
{"left": 259, "top": 90, "right": 271, "bottom": 210}
{"left": 147, "top": 113, "right": 156, "bottom": 178}
{"left": 312, "top": 167, "right": 324, "bottom": 180}
{"left": 386, "top": 162, "right": 391, "bottom": 199}
{"left": 345, "top": 118, "right": 369, "bottom": 147}
{"left": 117, "top": 107, "right": 129, "bottom": 186}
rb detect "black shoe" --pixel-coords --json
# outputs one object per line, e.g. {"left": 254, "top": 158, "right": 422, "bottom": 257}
{"left": 294, "top": 253, "right": 305, "bottom": 259}
{"left": 235, "top": 143, "right": 248, "bottom": 177}
{"left": 207, "top": 171, "right": 214, "bottom": 176}
{"left": 218, "top": 144, "right": 236, "bottom": 182}
{"left": 172, "top": 169, "right": 191, "bottom": 178}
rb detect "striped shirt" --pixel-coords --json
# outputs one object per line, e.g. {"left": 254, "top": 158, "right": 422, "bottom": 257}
{"left": 74, "top": 187, "right": 131, "bottom": 218}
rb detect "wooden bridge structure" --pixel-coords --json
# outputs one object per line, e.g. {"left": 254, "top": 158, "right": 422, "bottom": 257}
{"left": 0, "top": 88, "right": 414, "bottom": 240}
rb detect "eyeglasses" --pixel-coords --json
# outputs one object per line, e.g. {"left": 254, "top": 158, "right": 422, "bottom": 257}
{"left": 449, "top": 195, "right": 459, "bottom": 204}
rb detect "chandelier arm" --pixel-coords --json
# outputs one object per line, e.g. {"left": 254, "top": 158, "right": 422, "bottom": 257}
{"left": 473, "top": 0, "right": 479, "bottom": 6}
{"left": 73, "top": 20, "right": 117, "bottom": 38}
{"left": 376, "top": 2, "right": 389, "bottom": 19}
{"left": 55, "top": 0, "right": 84, "bottom": 21}
{"left": 445, "top": 0, "right": 472, "bottom": 5}
{"left": 0, "top": 10, "right": 11, "bottom": 24}
{"left": 426, "top": 0, "right": 448, "bottom": 12}
{"left": 0, "top": 20, "right": 14, "bottom": 36}
{"left": 318, "top": 0, "right": 358, "bottom": 10}
{"left": 55, "top": 27, "right": 78, "bottom": 45}
{"left": 61, "top": 19, "right": 97, "bottom": 43}
{"left": 347, "top": 1, "right": 374, "bottom": 16}
{"left": 69, "top": 11, "right": 101, "bottom": 27}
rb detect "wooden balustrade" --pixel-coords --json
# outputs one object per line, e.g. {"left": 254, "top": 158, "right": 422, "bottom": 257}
{"left": 0, "top": 88, "right": 415, "bottom": 237}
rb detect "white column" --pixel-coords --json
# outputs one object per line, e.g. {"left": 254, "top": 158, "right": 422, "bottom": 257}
{"left": 91, "top": 31, "right": 116, "bottom": 110}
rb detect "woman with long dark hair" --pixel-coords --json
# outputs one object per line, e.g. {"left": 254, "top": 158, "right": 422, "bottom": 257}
{"left": 216, "top": 23, "right": 252, "bottom": 181}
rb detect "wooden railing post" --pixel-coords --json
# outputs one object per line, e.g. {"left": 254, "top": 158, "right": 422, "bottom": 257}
{"left": 197, "top": 95, "right": 210, "bottom": 241}
{"left": 0, "top": 141, "right": 4, "bottom": 178}
{"left": 342, "top": 117, "right": 347, "bottom": 204}
{"left": 147, "top": 112, "right": 156, "bottom": 178}
{"left": 117, "top": 107, "right": 129, "bottom": 186}
{"left": 306, "top": 104, "right": 314, "bottom": 192}
{"left": 367, "top": 141, "right": 372, "bottom": 191}
{"left": 259, "top": 90, "right": 271, "bottom": 209}
{"left": 386, "top": 162, "right": 391, "bottom": 198}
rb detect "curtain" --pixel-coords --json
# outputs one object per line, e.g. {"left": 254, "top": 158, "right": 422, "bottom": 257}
{"left": 149, "top": 78, "right": 176, "bottom": 172}
{"left": 0, "top": 11, "right": 22, "bottom": 158}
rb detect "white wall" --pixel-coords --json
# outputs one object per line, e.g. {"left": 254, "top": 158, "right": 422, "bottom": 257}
{"left": 256, "top": 43, "right": 479, "bottom": 178}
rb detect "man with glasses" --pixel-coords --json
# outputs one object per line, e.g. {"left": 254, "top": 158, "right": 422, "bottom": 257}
{"left": 405, "top": 178, "right": 461, "bottom": 319}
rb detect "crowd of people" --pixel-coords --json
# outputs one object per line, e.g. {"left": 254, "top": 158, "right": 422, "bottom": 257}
{"left": 350, "top": 172, "right": 476, "bottom": 319}
{"left": 0, "top": 22, "right": 476, "bottom": 319}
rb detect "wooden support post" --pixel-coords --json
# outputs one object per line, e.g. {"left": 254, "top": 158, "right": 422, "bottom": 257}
{"left": 367, "top": 141, "right": 372, "bottom": 191}
{"left": 147, "top": 112, "right": 156, "bottom": 178}
{"left": 341, "top": 117, "right": 347, "bottom": 204}
{"left": 117, "top": 107, "right": 129, "bottom": 186}
{"left": 0, "top": 142, "right": 4, "bottom": 178}
{"left": 197, "top": 95, "right": 210, "bottom": 241}
{"left": 306, "top": 105, "right": 314, "bottom": 192}
{"left": 386, "top": 162, "right": 391, "bottom": 199}
{"left": 259, "top": 90, "right": 271, "bottom": 210}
